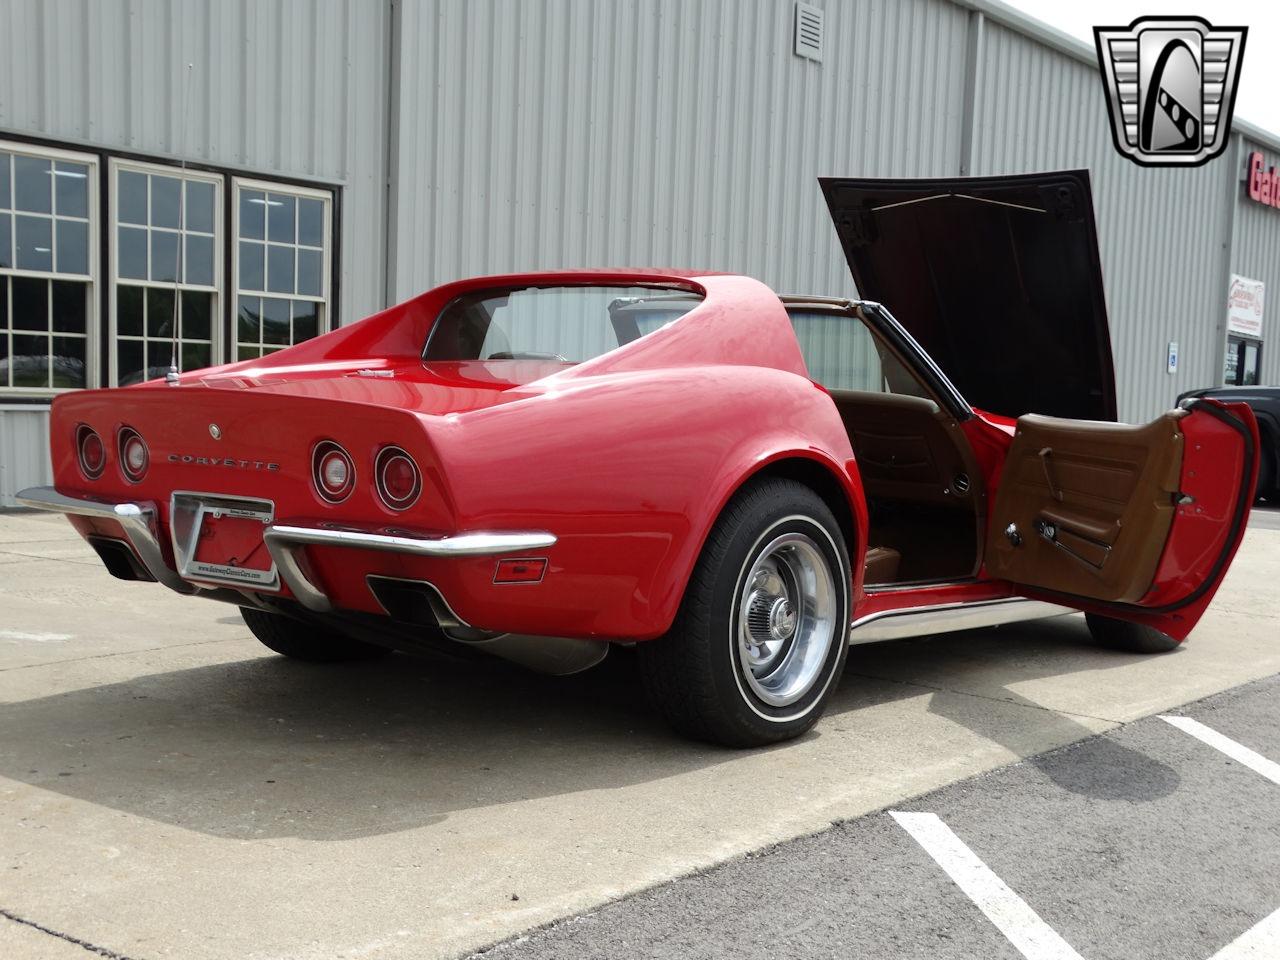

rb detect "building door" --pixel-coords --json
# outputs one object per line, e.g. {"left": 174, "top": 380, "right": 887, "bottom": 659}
{"left": 1224, "top": 335, "right": 1262, "bottom": 385}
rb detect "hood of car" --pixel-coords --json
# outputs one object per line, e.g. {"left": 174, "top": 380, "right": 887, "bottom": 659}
{"left": 819, "top": 170, "right": 1117, "bottom": 421}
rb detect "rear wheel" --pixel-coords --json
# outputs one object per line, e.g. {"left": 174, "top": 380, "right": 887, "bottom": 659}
{"left": 1085, "top": 612, "right": 1180, "bottom": 654}
{"left": 638, "top": 478, "right": 851, "bottom": 747}
{"left": 240, "top": 607, "right": 393, "bottom": 662}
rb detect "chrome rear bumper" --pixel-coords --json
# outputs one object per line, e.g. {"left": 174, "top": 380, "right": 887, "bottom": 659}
{"left": 15, "top": 486, "right": 556, "bottom": 613}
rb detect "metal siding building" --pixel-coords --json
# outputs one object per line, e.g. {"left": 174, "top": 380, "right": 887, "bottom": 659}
{"left": 1, "top": 0, "right": 1278, "bottom": 503}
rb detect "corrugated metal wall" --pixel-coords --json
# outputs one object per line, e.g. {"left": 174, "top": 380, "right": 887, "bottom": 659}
{"left": 0, "top": 406, "right": 50, "bottom": 503}
{"left": 1229, "top": 137, "right": 1280, "bottom": 388}
{"left": 389, "top": 0, "right": 970, "bottom": 303}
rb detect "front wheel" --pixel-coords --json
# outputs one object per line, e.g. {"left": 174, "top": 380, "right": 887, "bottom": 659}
{"left": 638, "top": 478, "right": 851, "bottom": 747}
{"left": 1085, "top": 613, "right": 1181, "bottom": 653}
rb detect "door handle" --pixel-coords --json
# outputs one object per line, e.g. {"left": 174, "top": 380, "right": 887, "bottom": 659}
{"left": 1038, "top": 447, "right": 1064, "bottom": 502}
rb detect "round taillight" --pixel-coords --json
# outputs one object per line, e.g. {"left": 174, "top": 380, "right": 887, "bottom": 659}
{"left": 312, "top": 441, "right": 355, "bottom": 503}
{"left": 118, "top": 428, "right": 149, "bottom": 482}
{"left": 376, "top": 446, "right": 421, "bottom": 510}
{"left": 76, "top": 425, "right": 105, "bottom": 480}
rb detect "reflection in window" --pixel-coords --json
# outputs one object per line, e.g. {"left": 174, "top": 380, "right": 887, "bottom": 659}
{"left": 111, "top": 163, "right": 219, "bottom": 384}
{"left": 234, "top": 181, "right": 329, "bottom": 358}
{"left": 0, "top": 145, "right": 95, "bottom": 392}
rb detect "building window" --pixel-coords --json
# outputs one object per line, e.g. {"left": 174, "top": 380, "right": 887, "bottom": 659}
{"left": 0, "top": 142, "right": 97, "bottom": 394}
{"left": 109, "top": 160, "right": 221, "bottom": 386}
{"left": 233, "top": 178, "right": 331, "bottom": 360}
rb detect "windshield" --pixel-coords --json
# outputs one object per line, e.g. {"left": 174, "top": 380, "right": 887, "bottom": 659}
{"left": 423, "top": 285, "right": 703, "bottom": 363}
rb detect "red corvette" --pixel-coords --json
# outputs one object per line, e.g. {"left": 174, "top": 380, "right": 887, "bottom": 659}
{"left": 20, "top": 171, "right": 1258, "bottom": 746}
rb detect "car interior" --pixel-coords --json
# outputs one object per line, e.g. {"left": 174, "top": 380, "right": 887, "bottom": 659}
{"left": 785, "top": 303, "right": 986, "bottom": 589}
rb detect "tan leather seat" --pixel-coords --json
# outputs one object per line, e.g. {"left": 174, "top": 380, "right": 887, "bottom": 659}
{"left": 863, "top": 546, "right": 901, "bottom": 586}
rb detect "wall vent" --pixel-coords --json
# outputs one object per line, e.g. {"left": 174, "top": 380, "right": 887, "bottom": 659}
{"left": 794, "top": 2, "right": 824, "bottom": 62}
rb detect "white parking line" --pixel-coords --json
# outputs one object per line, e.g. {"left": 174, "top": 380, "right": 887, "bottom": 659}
{"left": 890, "top": 811, "right": 1085, "bottom": 960}
{"left": 1209, "top": 907, "right": 1280, "bottom": 959}
{"left": 1160, "top": 715, "right": 1280, "bottom": 786}
{"left": 893, "top": 811, "right": 1280, "bottom": 960}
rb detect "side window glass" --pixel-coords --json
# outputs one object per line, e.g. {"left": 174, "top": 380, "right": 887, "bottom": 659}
{"left": 787, "top": 308, "right": 931, "bottom": 399}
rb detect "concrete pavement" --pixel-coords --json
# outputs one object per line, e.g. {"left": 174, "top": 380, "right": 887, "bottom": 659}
{"left": 0, "top": 508, "right": 1278, "bottom": 959}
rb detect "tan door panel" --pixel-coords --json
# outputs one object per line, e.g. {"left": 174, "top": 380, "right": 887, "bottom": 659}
{"left": 987, "top": 412, "right": 1186, "bottom": 603}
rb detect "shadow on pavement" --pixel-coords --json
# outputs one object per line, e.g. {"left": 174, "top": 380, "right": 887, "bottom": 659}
{"left": 0, "top": 615, "right": 1181, "bottom": 840}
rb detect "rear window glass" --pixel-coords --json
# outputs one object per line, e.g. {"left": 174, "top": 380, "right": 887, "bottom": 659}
{"left": 423, "top": 285, "right": 703, "bottom": 363}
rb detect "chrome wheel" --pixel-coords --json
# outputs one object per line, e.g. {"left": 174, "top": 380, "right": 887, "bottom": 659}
{"left": 735, "top": 531, "right": 838, "bottom": 708}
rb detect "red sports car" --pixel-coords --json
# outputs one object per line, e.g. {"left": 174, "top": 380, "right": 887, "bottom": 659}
{"left": 19, "top": 171, "right": 1258, "bottom": 746}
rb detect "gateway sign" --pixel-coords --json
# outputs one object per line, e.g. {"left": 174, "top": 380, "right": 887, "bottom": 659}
{"left": 1246, "top": 152, "right": 1280, "bottom": 208}
{"left": 1227, "top": 274, "right": 1264, "bottom": 338}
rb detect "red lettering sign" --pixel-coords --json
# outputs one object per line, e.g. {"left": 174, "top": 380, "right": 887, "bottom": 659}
{"left": 1247, "top": 151, "right": 1280, "bottom": 210}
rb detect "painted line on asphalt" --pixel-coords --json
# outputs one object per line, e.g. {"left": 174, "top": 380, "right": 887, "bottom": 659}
{"left": 890, "top": 811, "right": 1084, "bottom": 960}
{"left": 1208, "top": 906, "right": 1280, "bottom": 959}
{"left": 1160, "top": 715, "right": 1280, "bottom": 785}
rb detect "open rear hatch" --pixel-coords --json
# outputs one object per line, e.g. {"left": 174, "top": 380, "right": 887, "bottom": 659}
{"left": 819, "top": 170, "right": 1117, "bottom": 421}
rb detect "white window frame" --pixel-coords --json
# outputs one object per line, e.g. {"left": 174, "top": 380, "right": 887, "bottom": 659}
{"left": 231, "top": 176, "right": 333, "bottom": 360}
{"left": 0, "top": 139, "right": 100, "bottom": 398}
{"left": 107, "top": 157, "right": 224, "bottom": 388}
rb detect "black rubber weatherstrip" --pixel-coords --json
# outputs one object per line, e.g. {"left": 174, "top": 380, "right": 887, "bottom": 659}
{"left": 0, "top": 907, "right": 142, "bottom": 960}
{"left": 1031, "top": 398, "right": 1257, "bottom": 617}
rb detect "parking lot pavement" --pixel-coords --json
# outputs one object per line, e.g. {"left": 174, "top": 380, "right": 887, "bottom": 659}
{"left": 482, "top": 674, "right": 1280, "bottom": 960}
{"left": 1, "top": 510, "right": 1279, "bottom": 960}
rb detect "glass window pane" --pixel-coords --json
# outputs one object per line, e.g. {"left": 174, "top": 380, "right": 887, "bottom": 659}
{"left": 117, "top": 284, "right": 144, "bottom": 336}
{"left": 15, "top": 215, "right": 53, "bottom": 271}
{"left": 181, "top": 290, "right": 211, "bottom": 340}
{"left": 147, "top": 288, "right": 176, "bottom": 338}
{"left": 118, "top": 225, "right": 148, "bottom": 279}
{"left": 238, "top": 344, "right": 260, "bottom": 361}
{"left": 297, "top": 197, "right": 324, "bottom": 247}
{"left": 151, "top": 175, "right": 180, "bottom": 228}
{"left": 0, "top": 213, "right": 10, "bottom": 268}
{"left": 14, "top": 156, "right": 51, "bottom": 213}
{"left": 184, "top": 234, "right": 214, "bottom": 286}
{"left": 117, "top": 337, "right": 145, "bottom": 386}
{"left": 266, "top": 244, "right": 294, "bottom": 294}
{"left": 238, "top": 240, "right": 264, "bottom": 291}
{"left": 0, "top": 152, "right": 9, "bottom": 209}
{"left": 181, "top": 340, "right": 211, "bottom": 372}
{"left": 262, "top": 297, "right": 290, "bottom": 344}
{"left": 56, "top": 218, "right": 89, "bottom": 275}
{"left": 150, "top": 230, "right": 179, "bottom": 283}
{"left": 51, "top": 281, "right": 86, "bottom": 333}
{"left": 0, "top": 331, "right": 7, "bottom": 386}
{"left": 239, "top": 189, "right": 265, "bottom": 239}
{"left": 292, "top": 301, "right": 318, "bottom": 343}
{"left": 11, "top": 333, "right": 49, "bottom": 387}
{"left": 237, "top": 296, "right": 262, "bottom": 345}
{"left": 51, "top": 336, "right": 86, "bottom": 388}
{"left": 12, "top": 277, "right": 49, "bottom": 331}
{"left": 186, "top": 180, "right": 215, "bottom": 233}
{"left": 118, "top": 170, "right": 147, "bottom": 225}
{"left": 267, "top": 194, "right": 295, "bottom": 243}
{"left": 54, "top": 163, "right": 89, "bottom": 218}
{"left": 0, "top": 277, "right": 7, "bottom": 328}
{"left": 297, "top": 248, "right": 322, "bottom": 297}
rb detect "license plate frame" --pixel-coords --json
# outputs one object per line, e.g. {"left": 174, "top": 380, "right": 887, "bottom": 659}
{"left": 170, "top": 491, "right": 279, "bottom": 590}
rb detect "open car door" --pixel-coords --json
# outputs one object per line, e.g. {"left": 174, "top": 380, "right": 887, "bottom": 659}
{"left": 985, "top": 398, "right": 1259, "bottom": 640}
